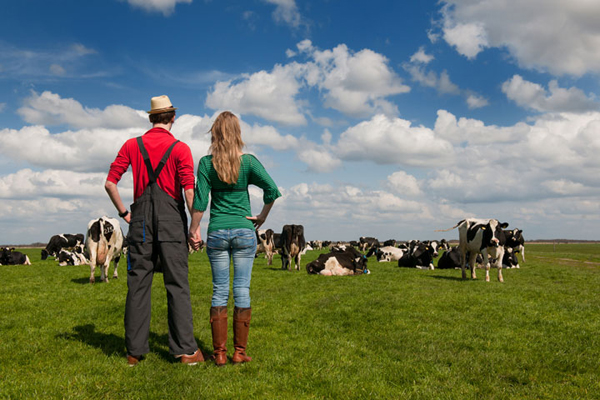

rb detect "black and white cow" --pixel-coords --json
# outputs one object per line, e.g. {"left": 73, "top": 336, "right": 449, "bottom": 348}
{"left": 442, "top": 218, "right": 509, "bottom": 282}
{"left": 281, "top": 224, "right": 306, "bottom": 271}
{"left": 504, "top": 228, "right": 525, "bottom": 264}
{"left": 502, "top": 247, "right": 520, "bottom": 269}
{"left": 358, "top": 237, "right": 379, "bottom": 252}
{"left": 366, "top": 246, "right": 405, "bottom": 262}
{"left": 256, "top": 229, "right": 276, "bottom": 265}
{"left": 306, "top": 247, "right": 370, "bottom": 276}
{"left": 397, "top": 242, "right": 435, "bottom": 270}
{"left": 41, "top": 233, "right": 85, "bottom": 260}
{"left": 436, "top": 246, "right": 461, "bottom": 269}
{"left": 382, "top": 239, "right": 397, "bottom": 247}
{"left": 85, "top": 217, "right": 124, "bottom": 284}
{"left": 0, "top": 247, "right": 31, "bottom": 265}
{"left": 57, "top": 249, "right": 88, "bottom": 266}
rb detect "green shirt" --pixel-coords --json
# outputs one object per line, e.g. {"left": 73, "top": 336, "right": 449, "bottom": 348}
{"left": 193, "top": 154, "right": 282, "bottom": 233}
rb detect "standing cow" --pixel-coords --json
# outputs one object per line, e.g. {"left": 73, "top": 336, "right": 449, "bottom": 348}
{"left": 86, "top": 216, "right": 124, "bottom": 284}
{"left": 280, "top": 224, "right": 306, "bottom": 271}
{"left": 440, "top": 219, "right": 509, "bottom": 282}
{"left": 256, "top": 228, "right": 276, "bottom": 265}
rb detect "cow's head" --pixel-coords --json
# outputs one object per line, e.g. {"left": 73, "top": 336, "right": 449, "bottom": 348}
{"left": 353, "top": 253, "right": 369, "bottom": 275}
{"left": 480, "top": 220, "right": 509, "bottom": 248}
{"left": 41, "top": 249, "right": 49, "bottom": 260}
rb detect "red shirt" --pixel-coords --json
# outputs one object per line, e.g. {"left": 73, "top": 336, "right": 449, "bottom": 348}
{"left": 107, "top": 128, "right": 195, "bottom": 202}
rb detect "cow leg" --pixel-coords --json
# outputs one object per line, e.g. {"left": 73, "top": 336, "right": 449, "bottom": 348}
{"left": 481, "top": 251, "right": 490, "bottom": 282}
{"left": 468, "top": 252, "right": 478, "bottom": 280}
{"left": 113, "top": 254, "right": 121, "bottom": 279}
{"left": 519, "top": 245, "right": 525, "bottom": 264}
{"left": 266, "top": 251, "right": 273, "bottom": 266}
{"left": 89, "top": 247, "right": 97, "bottom": 284}
{"left": 460, "top": 247, "right": 467, "bottom": 280}
{"left": 497, "top": 258, "right": 504, "bottom": 283}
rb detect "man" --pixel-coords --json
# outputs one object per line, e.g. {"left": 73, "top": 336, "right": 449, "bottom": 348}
{"left": 105, "top": 95, "right": 203, "bottom": 366}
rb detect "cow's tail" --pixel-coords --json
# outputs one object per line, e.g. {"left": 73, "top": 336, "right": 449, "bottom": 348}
{"left": 434, "top": 219, "right": 465, "bottom": 233}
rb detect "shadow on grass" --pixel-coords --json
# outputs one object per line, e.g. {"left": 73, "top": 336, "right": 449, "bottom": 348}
{"left": 71, "top": 277, "right": 91, "bottom": 285}
{"left": 56, "top": 324, "right": 210, "bottom": 363}
{"left": 428, "top": 274, "right": 466, "bottom": 281}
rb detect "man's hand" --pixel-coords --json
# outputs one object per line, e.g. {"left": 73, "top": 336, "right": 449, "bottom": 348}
{"left": 188, "top": 225, "right": 202, "bottom": 251}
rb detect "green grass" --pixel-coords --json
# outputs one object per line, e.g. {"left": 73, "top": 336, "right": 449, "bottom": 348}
{"left": 1, "top": 245, "right": 599, "bottom": 399}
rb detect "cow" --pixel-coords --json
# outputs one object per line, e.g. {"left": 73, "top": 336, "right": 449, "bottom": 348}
{"left": 280, "top": 224, "right": 306, "bottom": 271}
{"left": 438, "top": 218, "right": 509, "bottom": 282}
{"left": 366, "top": 246, "right": 405, "bottom": 262}
{"left": 306, "top": 247, "right": 370, "bottom": 276}
{"left": 359, "top": 237, "right": 379, "bottom": 252}
{"left": 397, "top": 242, "right": 435, "bottom": 270}
{"left": 41, "top": 233, "right": 85, "bottom": 260}
{"left": 256, "top": 229, "right": 276, "bottom": 265}
{"left": 309, "top": 240, "right": 323, "bottom": 250}
{"left": 502, "top": 247, "right": 520, "bottom": 269}
{"left": 57, "top": 249, "right": 88, "bottom": 266}
{"left": 85, "top": 216, "right": 124, "bottom": 284}
{"left": 436, "top": 246, "right": 461, "bottom": 269}
{"left": 382, "top": 239, "right": 397, "bottom": 247}
{"left": 0, "top": 247, "right": 31, "bottom": 265}
{"left": 504, "top": 228, "right": 525, "bottom": 263}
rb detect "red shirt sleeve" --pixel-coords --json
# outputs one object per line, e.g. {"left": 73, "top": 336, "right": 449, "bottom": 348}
{"left": 107, "top": 141, "right": 131, "bottom": 184}
{"left": 175, "top": 141, "right": 195, "bottom": 191}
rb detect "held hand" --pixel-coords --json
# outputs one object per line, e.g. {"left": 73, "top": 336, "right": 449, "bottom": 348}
{"left": 188, "top": 226, "right": 202, "bottom": 251}
{"left": 124, "top": 213, "right": 131, "bottom": 224}
{"left": 246, "top": 214, "right": 266, "bottom": 230}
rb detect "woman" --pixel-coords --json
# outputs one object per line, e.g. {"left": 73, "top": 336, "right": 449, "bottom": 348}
{"left": 189, "top": 111, "right": 281, "bottom": 366}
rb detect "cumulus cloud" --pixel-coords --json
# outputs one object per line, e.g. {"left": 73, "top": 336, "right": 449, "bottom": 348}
{"left": 206, "top": 41, "right": 410, "bottom": 124}
{"left": 296, "top": 147, "right": 342, "bottom": 173}
{"left": 126, "top": 0, "right": 192, "bottom": 16}
{"left": 410, "top": 47, "right": 435, "bottom": 64}
{"left": 403, "top": 64, "right": 460, "bottom": 95}
{"left": 18, "top": 91, "right": 147, "bottom": 130}
{"left": 386, "top": 171, "right": 423, "bottom": 197}
{"left": 466, "top": 94, "right": 489, "bottom": 109}
{"left": 502, "top": 75, "right": 600, "bottom": 113}
{"left": 438, "top": 0, "right": 600, "bottom": 75}
{"left": 336, "top": 114, "right": 454, "bottom": 167}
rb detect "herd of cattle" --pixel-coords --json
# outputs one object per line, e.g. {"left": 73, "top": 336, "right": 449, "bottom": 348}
{"left": 256, "top": 219, "right": 525, "bottom": 282}
{"left": 1, "top": 217, "right": 525, "bottom": 283}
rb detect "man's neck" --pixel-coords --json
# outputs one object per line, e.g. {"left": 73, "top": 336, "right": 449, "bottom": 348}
{"left": 152, "top": 122, "right": 172, "bottom": 131}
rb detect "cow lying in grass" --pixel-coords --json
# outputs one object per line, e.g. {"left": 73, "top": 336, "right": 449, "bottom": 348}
{"left": 306, "top": 247, "right": 370, "bottom": 276}
{"left": 0, "top": 247, "right": 31, "bottom": 265}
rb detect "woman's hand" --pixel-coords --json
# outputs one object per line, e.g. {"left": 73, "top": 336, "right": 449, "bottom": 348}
{"left": 188, "top": 225, "right": 203, "bottom": 251}
{"left": 246, "top": 214, "right": 266, "bottom": 230}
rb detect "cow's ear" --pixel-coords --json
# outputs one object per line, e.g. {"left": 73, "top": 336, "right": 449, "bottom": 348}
{"left": 500, "top": 222, "right": 509, "bottom": 228}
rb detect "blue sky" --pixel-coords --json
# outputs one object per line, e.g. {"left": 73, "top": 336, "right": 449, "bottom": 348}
{"left": 1, "top": 0, "right": 600, "bottom": 244}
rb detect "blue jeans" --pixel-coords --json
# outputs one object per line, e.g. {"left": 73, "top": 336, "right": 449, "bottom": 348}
{"left": 206, "top": 228, "right": 257, "bottom": 308}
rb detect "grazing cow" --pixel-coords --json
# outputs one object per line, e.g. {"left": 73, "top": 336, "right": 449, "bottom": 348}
{"left": 504, "top": 229, "right": 525, "bottom": 263}
{"left": 397, "top": 243, "right": 435, "bottom": 270}
{"left": 85, "top": 216, "right": 124, "bottom": 284}
{"left": 439, "top": 218, "right": 509, "bottom": 282}
{"left": 57, "top": 249, "right": 88, "bottom": 266}
{"left": 0, "top": 247, "right": 32, "bottom": 265}
{"left": 366, "top": 246, "right": 405, "bottom": 262}
{"left": 280, "top": 224, "right": 306, "bottom": 271}
{"left": 41, "top": 233, "right": 85, "bottom": 260}
{"left": 359, "top": 237, "right": 379, "bottom": 252}
{"left": 256, "top": 229, "right": 276, "bottom": 265}
{"left": 306, "top": 247, "right": 370, "bottom": 276}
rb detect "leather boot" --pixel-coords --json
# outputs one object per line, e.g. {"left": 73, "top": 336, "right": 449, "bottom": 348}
{"left": 210, "top": 306, "right": 228, "bottom": 367}
{"left": 232, "top": 307, "right": 252, "bottom": 364}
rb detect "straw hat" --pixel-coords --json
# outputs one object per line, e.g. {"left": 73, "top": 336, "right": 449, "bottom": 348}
{"left": 147, "top": 95, "right": 177, "bottom": 114}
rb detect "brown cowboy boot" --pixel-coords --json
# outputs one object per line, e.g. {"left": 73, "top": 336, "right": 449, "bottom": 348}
{"left": 210, "top": 306, "right": 228, "bottom": 367}
{"left": 232, "top": 307, "right": 252, "bottom": 364}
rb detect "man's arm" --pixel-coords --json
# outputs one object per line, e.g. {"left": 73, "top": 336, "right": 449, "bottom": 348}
{"left": 105, "top": 180, "right": 131, "bottom": 224}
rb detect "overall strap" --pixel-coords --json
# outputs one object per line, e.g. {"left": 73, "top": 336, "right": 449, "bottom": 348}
{"left": 136, "top": 137, "right": 180, "bottom": 183}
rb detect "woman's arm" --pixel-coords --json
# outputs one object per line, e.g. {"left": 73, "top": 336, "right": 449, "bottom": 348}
{"left": 246, "top": 201, "right": 275, "bottom": 230}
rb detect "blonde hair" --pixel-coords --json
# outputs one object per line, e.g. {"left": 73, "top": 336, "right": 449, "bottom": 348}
{"left": 209, "top": 111, "right": 245, "bottom": 184}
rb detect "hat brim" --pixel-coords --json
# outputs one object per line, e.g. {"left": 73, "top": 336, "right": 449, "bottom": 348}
{"left": 147, "top": 107, "right": 178, "bottom": 114}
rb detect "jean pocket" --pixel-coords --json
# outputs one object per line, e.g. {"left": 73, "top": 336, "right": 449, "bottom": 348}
{"left": 207, "top": 236, "right": 229, "bottom": 251}
{"left": 232, "top": 231, "right": 256, "bottom": 249}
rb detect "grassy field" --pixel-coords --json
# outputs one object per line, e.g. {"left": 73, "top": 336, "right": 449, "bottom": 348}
{"left": 0, "top": 244, "right": 599, "bottom": 399}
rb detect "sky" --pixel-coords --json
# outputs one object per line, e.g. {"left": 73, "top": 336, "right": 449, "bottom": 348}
{"left": 1, "top": 0, "right": 600, "bottom": 244}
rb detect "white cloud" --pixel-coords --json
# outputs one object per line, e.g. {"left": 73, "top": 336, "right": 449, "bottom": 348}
{"left": 410, "top": 47, "right": 435, "bottom": 64}
{"left": 336, "top": 114, "right": 454, "bottom": 167}
{"left": 438, "top": 0, "right": 600, "bottom": 75}
{"left": 206, "top": 64, "right": 307, "bottom": 126}
{"left": 262, "top": 0, "right": 304, "bottom": 29}
{"left": 296, "top": 147, "right": 342, "bottom": 173}
{"left": 502, "top": 75, "right": 600, "bottom": 113}
{"left": 386, "top": 171, "right": 423, "bottom": 197}
{"left": 17, "top": 91, "right": 147, "bottom": 130}
{"left": 206, "top": 41, "right": 411, "bottom": 124}
{"left": 466, "top": 94, "right": 489, "bottom": 109}
{"left": 126, "top": 0, "right": 192, "bottom": 16}
{"left": 49, "top": 64, "right": 66, "bottom": 76}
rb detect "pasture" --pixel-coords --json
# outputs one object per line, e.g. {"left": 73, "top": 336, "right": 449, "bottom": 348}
{"left": 1, "top": 244, "right": 599, "bottom": 399}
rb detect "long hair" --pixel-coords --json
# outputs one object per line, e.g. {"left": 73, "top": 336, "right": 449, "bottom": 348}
{"left": 209, "top": 111, "right": 245, "bottom": 184}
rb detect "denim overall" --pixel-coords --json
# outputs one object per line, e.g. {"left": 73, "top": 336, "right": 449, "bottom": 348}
{"left": 124, "top": 137, "right": 197, "bottom": 357}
